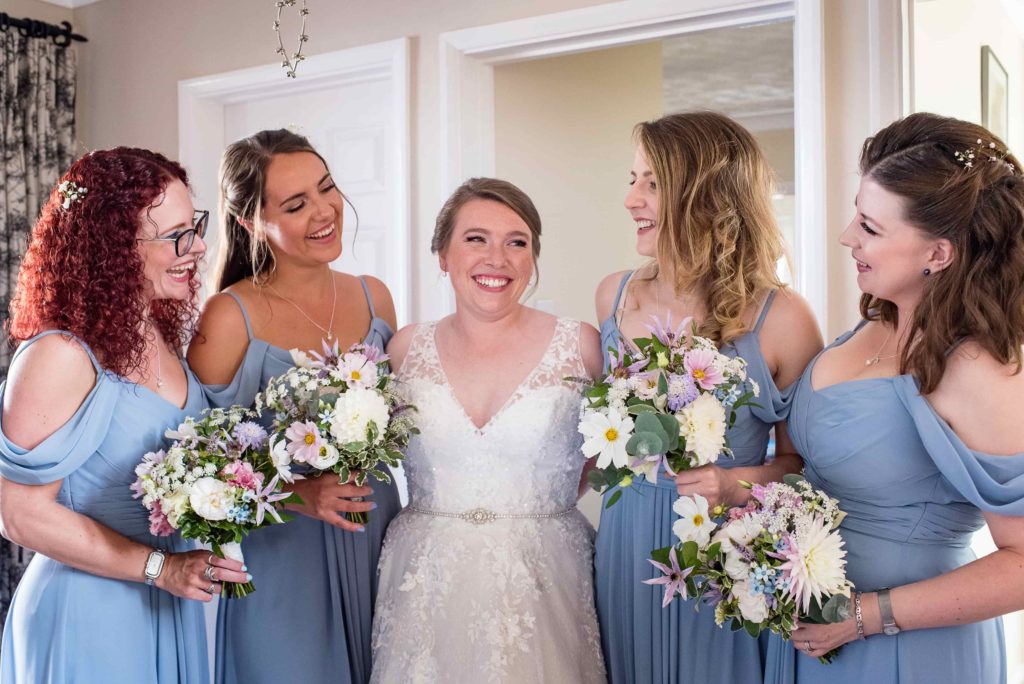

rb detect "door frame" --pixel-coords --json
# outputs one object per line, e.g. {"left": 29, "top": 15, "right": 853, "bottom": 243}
{"left": 436, "top": 0, "right": 827, "bottom": 330}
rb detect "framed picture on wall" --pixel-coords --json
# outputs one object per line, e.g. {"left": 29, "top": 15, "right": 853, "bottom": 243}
{"left": 981, "top": 45, "right": 1008, "bottom": 141}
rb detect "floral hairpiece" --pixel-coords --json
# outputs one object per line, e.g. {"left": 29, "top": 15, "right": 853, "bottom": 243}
{"left": 954, "top": 139, "right": 1015, "bottom": 173}
{"left": 57, "top": 180, "right": 87, "bottom": 209}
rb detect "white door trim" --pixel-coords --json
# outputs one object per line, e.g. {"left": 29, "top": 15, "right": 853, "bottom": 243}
{"left": 178, "top": 38, "right": 411, "bottom": 323}
{"left": 437, "top": 0, "right": 827, "bottom": 330}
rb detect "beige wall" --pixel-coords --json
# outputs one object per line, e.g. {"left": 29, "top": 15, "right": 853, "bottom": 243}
{"left": 494, "top": 42, "right": 660, "bottom": 324}
{"left": 2, "top": 0, "right": 73, "bottom": 25}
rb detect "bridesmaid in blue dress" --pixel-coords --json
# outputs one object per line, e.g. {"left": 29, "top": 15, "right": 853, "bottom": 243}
{"left": 764, "top": 112, "right": 1024, "bottom": 683}
{"left": 593, "top": 112, "right": 823, "bottom": 683}
{"left": 187, "top": 129, "right": 401, "bottom": 684}
{"left": 0, "top": 148, "right": 247, "bottom": 683}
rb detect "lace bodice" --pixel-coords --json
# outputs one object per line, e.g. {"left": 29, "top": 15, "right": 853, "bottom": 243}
{"left": 397, "top": 317, "right": 589, "bottom": 514}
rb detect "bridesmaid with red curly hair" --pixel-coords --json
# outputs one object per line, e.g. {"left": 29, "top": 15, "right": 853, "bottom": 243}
{"left": 0, "top": 148, "right": 247, "bottom": 683}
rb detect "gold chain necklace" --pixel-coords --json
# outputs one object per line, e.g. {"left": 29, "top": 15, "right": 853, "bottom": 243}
{"left": 865, "top": 327, "right": 899, "bottom": 366}
{"left": 267, "top": 273, "right": 338, "bottom": 341}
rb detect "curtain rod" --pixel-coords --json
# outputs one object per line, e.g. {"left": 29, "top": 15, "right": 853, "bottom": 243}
{"left": 0, "top": 13, "right": 88, "bottom": 47}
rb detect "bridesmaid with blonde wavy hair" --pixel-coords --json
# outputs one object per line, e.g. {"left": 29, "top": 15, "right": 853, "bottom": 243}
{"left": 593, "top": 111, "right": 823, "bottom": 683}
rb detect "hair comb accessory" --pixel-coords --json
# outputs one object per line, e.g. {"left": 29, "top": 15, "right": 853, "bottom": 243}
{"left": 57, "top": 180, "right": 87, "bottom": 209}
{"left": 954, "top": 139, "right": 1015, "bottom": 173}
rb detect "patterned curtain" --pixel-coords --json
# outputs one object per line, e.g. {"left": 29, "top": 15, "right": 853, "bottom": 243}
{"left": 0, "top": 30, "right": 77, "bottom": 629}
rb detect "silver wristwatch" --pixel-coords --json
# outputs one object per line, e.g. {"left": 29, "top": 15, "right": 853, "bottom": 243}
{"left": 877, "top": 588, "right": 900, "bottom": 635}
{"left": 144, "top": 549, "right": 166, "bottom": 586}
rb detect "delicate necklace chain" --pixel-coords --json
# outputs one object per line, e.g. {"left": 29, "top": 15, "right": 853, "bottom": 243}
{"left": 267, "top": 273, "right": 338, "bottom": 341}
{"left": 865, "top": 326, "right": 899, "bottom": 366}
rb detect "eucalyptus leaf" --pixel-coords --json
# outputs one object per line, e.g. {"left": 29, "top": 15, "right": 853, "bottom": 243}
{"left": 626, "top": 431, "right": 664, "bottom": 458}
{"left": 655, "top": 413, "right": 680, "bottom": 451}
{"left": 626, "top": 403, "right": 659, "bottom": 415}
{"left": 821, "top": 594, "right": 851, "bottom": 623}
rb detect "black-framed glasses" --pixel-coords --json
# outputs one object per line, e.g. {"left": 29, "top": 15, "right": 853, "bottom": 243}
{"left": 138, "top": 210, "right": 209, "bottom": 257}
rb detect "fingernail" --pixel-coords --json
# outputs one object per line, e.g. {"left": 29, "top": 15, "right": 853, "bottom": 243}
{"left": 370, "top": 502, "right": 378, "bottom": 510}
{"left": 356, "top": 527, "right": 366, "bottom": 533}
{"left": 242, "top": 565, "right": 248, "bottom": 572}
{"left": 246, "top": 573, "right": 253, "bottom": 581}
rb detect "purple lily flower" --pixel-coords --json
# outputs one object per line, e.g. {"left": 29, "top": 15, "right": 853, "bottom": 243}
{"left": 645, "top": 313, "right": 694, "bottom": 347}
{"left": 643, "top": 546, "right": 693, "bottom": 608}
{"left": 254, "top": 474, "right": 291, "bottom": 525}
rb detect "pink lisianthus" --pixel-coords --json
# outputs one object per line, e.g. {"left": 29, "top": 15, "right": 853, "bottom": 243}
{"left": 750, "top": 483, "right": 768, "bottom": 503}
{"left": 683, "top": 348, "right": 725, "bottom": 390}
{"left": 222, "top": 460, "right": 264, "bottom": 491}
{"left": 285, "top": 421, "right": 324, "bottom": 464}
{"left": 148, "top": 501, "right": 175, "bottom": 536}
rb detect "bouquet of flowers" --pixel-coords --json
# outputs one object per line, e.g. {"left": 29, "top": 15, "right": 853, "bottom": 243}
{"left": 132, "top": 406, "right": 297, "bottom": 598}
{"left": 647, "top": 474, "right": 853, "bottom": 663}
{"left": 256, "top": 340, "right": 416, "bottom": 524}
{"left": 578, "top": 316, "right": 758, "bottom": 507}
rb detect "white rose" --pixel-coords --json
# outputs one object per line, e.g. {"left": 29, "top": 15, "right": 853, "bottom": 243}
{"left": 723, "top": 516, "right": 762, "bottom": 546}
{"left": 329, "top": 387, "right": 391, "bottom": 446}
{"left": 711, "top": 532, "right": 752, "bottom": 581}
{"left": 188, "top": 477, "right": 233, "bottom": 521}
{"left": 163, "top": 489, "right": 191, "bottom": 527}
{"left": 734, "top": 580, "right": 769, "bottom": 623}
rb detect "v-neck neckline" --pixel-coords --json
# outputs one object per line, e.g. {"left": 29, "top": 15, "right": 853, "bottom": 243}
{"left": 429, "top": 319, "right": 560, "bottom": 433}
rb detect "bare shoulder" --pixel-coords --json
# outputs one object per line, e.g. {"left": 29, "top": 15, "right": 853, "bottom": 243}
{"left": 931, "top": 341, "right": 1024, "bottom": 455}
{"left": 385, "top": 323, "right": 420, "bottom": 374}
{"left": 758, "top": 287, "right": 824, "bottom": 389}
{"left": 2, "top": 334, "right": 97, "bottom": 450}
{"left": 595, "top": 270, "right": 632, "bottom": 323}
{"left": 357, "top": 273, "right": 398, "bottom": 330}
{"left": 187, "top": 291, "right": 251, "bottom": 384}
{"left": 575, "top": 320, "right": 604, "bottom": 380}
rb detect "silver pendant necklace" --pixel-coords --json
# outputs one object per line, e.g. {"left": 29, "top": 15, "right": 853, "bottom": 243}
{"left": 268, "top": 273, "right": 338, "bottom": 341}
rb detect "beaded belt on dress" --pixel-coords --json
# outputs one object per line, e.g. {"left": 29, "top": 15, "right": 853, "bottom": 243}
{"left": 408, "top": 505, "right": 575, "bottom": 525}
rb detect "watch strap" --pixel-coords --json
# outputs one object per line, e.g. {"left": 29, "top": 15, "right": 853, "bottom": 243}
{"left": 877, "top": 588, "right": 899, "bottom": 634}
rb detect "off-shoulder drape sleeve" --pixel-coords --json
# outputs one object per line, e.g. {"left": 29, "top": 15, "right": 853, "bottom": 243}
{"left": 0, "top": 374, "right": 119, "bottom": 485}
{"left": 895, "top": 375, "right": 1024, "bottom": 517}
{"left": 732, "top": 334, "right": 797, "bottom": 425}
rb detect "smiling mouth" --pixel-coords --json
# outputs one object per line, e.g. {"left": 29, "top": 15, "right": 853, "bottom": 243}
{"left": 473, "top": 275, "right": 511, "bottom": 289}
{"left": 167, "top": 261, "right": 197, "bottom": 279}
{"left": 307, "top": 224, "right": 335, "bottom": 240}
{"left": 855, "top": 259, "right": 870, "bottom": 272}
{"left": 635, "top": 219, "right": 655, "bottom": 232}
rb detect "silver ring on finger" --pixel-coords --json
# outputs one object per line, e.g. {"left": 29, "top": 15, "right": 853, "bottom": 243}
{"left": 804, "top": 640, "right": 811, "bottom": 651}
{"left": 203, "top": 565, "right": 217, "bottom": 582}
{"left": 207, "top": 553, "right": 215, "bottom": 565}
{"left": 206, "top": 582, "right": 217, "bottom": 594}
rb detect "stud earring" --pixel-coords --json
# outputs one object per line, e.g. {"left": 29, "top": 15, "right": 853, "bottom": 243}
{"left": 441, "top": 270, "right": 448, "bottom": 278}
{"left": 923, "top": 268, "right": 932, "bottom": 276}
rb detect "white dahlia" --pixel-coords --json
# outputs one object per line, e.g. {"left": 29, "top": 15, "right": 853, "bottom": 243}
{"left": 780, "top": 515, "right": 849, "bottom": 612}
{"left": 329, "top": 387, "right": 391, "bottom": 446}
{"left": 677, "top": 393, "right": 727, "bottom": 465}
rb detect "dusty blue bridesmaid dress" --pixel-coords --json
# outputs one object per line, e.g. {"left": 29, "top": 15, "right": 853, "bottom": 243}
{"left": 208, "top": 277, "right": 401, "bottom": 684}
{"left": 594, "top": 272, "right": 795, "bottom": 683}
{"left": 763, "top": 322, "right": 1021, "bottom": 684}
{"left": 0, "top": 331, "right": 209, "bottom": 683}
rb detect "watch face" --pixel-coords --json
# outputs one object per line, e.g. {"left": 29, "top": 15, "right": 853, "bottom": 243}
{"left": 145, "top": 552, "right": 165, "bottom": 577}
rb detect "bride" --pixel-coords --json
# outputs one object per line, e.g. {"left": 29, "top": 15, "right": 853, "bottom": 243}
{"left": 371, "top": 178, "right": 607, "bottom": 682}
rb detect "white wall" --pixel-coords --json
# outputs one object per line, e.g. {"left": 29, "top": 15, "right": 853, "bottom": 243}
{"left": 914, "top": 0, "right": 1024, "bottom": 149}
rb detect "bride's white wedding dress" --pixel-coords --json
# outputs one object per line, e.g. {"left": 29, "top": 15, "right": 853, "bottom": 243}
{"left": 371, "top": 318, "right": 607, "bottom": 683}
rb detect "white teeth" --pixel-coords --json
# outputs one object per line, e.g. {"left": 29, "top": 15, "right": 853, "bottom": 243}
{"left": 167, "top": 262, "right": 194, "bottom": 275}
{"left": 475, "top": 276, "right": 509, "bottom": 288}
{"left": 308, "top": 226, "right": 334, "bottom": 239}
{"left": 636, "top": 219, "right": 655, "bottom": 229}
